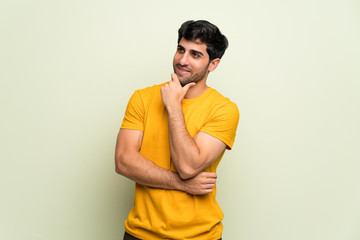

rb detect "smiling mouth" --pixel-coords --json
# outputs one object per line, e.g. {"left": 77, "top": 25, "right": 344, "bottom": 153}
{"left": 176, "top": 64, "right": 191, "bottom": 74}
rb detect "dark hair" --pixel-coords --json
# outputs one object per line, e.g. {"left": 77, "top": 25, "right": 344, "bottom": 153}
{"left": 177, "top": 20, "right": 229, "bottom": 61}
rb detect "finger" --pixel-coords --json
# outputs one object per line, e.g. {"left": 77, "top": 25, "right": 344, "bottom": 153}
{"left": 203, "top": 172, "right": 217, "bottom": 179}
{"left": 161, "top": 83, "right": 169, "bottom": 90}
{"left": 171, "top": 73, "right": 180, "bottom": 84}
{"left": 200, "top": 188, "right": 213, "bottom": 195}
{"left": 204, "top": 183, "right": 215, "bottom": 189}
{"left": 205, "top": 188, "right": 213, "bottom": 193}
{"left": 198, "top": 189, "right": 212, "bottom": 195}
{"left": 183, "top": 82, "right": 196, "bottom": 92}
{"left": 206, "top": 178, "right": 217, "bottom": 184}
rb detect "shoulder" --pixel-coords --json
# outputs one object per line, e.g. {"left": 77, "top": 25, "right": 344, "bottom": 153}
{"left": 199, "top": 88, "right": 240, "bottom": 149}
{"left": 130, "top": 83, "right": 166, "bottom": 102}
{"left": 133, "top": 83, "right": 163, "bottom": 94}
{"left": 134, "top": 83, "right": 166, "bottom": 96}
{"left": 207, "top": 88, "right": 239, "bottom": 116}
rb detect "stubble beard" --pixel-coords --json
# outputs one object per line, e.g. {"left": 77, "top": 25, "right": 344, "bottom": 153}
{"left": 173, "top": 64, "right": 209, "bottom": 87}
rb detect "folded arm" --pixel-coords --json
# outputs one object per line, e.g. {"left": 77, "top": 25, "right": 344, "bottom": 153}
{"left": 115, "top": 129, "right": 217, "bottom": 194}
{"left": 161, "top": 74, "right": 227, "bottom": 179}
{"left": 167, "top": 109, "right": 226, "bottom": 179}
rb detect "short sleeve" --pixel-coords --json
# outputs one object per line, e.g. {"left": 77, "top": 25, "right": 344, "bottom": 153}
{"left": 120, "top": 90, "right": 145, "bottom": 132}
{"left": 200, "top": 102, "right": 239, "bottom": 150}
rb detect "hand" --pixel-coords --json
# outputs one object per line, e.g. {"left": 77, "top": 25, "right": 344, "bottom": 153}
{"left": 181, "top": 172, "right": 217, "bottom": 195}
{"left": 160, "top": 73, "right": 196, "bottom": 109}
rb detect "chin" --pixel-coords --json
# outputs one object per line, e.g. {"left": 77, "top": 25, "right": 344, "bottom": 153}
{"left": 178, "top": 79, "right": 187, "bottom": 87}
{"left": 179, "top": 79, "right": 193, "bottom": 87}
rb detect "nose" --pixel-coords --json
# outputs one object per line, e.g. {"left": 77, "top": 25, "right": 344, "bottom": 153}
{"left": 179, "top": 52, "right": 189, "bottom": 66}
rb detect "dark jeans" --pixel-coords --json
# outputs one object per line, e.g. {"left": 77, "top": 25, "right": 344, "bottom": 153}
{"left": 124, "top": 231, "right": 222, "bottom": 240}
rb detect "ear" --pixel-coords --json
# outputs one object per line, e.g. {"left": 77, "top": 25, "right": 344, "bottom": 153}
{"left": 207, "top": 58, "right": 221, "bottom": 72}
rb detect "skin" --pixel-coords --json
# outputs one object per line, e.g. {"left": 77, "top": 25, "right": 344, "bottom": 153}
{"left": 115, "top": 37, "right": 226, "bottom": 194}
{"left": 162, "top": 38, "right": 226, "bottom": 179}
{"left": 172, "top": 38, "right": 220, "bottom": 98}
{"left": 115, "top": 129, "right": 217, "bottom": 195}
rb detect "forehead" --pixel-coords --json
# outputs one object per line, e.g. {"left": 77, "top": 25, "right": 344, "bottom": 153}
{"left": 178, "top": 38, "right": 208, "bottom": 54}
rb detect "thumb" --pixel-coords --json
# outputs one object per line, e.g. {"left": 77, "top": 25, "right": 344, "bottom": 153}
{"left": 183, "top": 82, "right": 196, "bottom": 92}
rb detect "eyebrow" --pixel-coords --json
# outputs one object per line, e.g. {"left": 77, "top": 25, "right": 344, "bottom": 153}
{"left": 177, "top": 44, "right": 205, "bottom": 57}
{"left": 191, "top": 49, "right": 204, "bottom": 57}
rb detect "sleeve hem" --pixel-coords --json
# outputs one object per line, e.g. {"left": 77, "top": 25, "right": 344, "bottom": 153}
{"left": 120, "top": 126, "right": 144, "bottom": 132}
{"left": 200, "top": 130, "right": 234, "bottom": 150}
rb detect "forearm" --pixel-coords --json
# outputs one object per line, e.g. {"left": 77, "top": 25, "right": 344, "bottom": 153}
{"left": 115, "top": 151, "right": 216, "bottom": 195}
{"left": 160, "top": 75, "right": 225, "bottom": 179}
{"left": 167, "top": 105, "right": 202, "bottom": 179}
{"left": 116, "top": 151, "right": 184, "bottom": 190}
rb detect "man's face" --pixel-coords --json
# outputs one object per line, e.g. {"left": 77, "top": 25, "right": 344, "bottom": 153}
{"left": 173, "top": 38, "right": 211, "bottom": 87}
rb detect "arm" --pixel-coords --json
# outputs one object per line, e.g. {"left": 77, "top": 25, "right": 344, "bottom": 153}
{"left": 115, "top": 128, "right": 217, "bottom": 194}
{"left": 161, "top": 74, "right": 227, "bottom": 179}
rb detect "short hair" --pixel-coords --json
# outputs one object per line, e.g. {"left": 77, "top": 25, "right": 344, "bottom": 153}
{"left": 177, "top": 20, "right": 229, "bottom": 61}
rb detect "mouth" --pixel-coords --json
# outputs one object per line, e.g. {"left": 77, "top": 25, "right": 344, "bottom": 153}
{"left": 176, "top": 64, "right": 191, "bottom": 75}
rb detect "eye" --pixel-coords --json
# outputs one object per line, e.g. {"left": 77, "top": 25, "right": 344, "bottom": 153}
{"left": 192, "top": 52, "right": 200, "bottom": 58}
{"left": 177, "top": 47, "right": 185, "bottom": 53}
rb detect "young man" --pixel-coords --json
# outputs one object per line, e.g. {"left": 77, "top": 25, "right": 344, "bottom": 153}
{"left": 115, "top": 20, "right": 239, "bottom": 240}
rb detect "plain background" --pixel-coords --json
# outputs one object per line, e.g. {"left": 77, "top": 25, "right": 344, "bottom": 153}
{"left": 1, "top": 0, "right": 359, "bottom": 239}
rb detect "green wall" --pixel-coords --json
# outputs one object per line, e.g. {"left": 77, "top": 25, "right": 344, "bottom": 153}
{"left": 1, "top": 0, "right": 359, "bottom": 239}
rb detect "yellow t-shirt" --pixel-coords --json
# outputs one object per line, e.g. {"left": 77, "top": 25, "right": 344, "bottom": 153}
{"left": 121, "top": 83, "right": 239, "bottom": 240}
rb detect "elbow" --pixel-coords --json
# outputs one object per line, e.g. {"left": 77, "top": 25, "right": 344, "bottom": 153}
{"left": 115, "top": 154, "right": 127, "bottom": 176}
{"left": 177, "top": 166, "right": 198, "bottom": 180}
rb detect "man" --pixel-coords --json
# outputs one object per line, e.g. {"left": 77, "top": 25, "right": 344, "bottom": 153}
{"left": 115, "top": 20, "right": 239, "bottom": 240}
